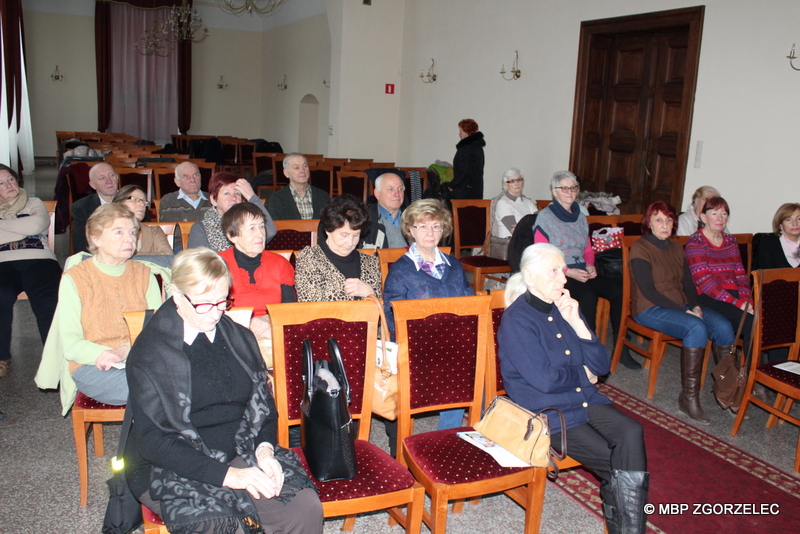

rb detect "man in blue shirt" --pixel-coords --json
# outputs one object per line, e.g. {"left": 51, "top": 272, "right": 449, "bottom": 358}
{"left": 159, "top": 161, "right": 211, "bottom": 222}
{"left": 362, "top": 172, "right": 408, "bottom": 249}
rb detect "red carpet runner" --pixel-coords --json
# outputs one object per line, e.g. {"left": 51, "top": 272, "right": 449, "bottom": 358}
{"left": 550, "top": 384, "right": 800, "bottom": 533}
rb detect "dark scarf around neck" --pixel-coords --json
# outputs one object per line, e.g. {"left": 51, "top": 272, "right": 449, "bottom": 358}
{"left": 548, "top": 198, "right": 582, "bottom": 223}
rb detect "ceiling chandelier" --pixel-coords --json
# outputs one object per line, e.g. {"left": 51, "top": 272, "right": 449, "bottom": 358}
{"left": 135, "top": 0, "right": 209, "bottom": 57}
{"left": 217, "top": 0, "right": 287, "bottom": 16}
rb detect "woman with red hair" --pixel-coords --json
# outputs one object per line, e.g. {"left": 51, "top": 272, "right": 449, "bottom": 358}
{"left": 630, "top": 201, "right": 734, "bottom": 424}
{"left": 449, "top": 118, "right": 486, "bottom": 199}
{"left": 188, "top": 172, "right": 276, "bottom": 251}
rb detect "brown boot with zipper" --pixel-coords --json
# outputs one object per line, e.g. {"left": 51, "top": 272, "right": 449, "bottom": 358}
{"left": 678, "top": 346, "right": 710, "bottom": 425}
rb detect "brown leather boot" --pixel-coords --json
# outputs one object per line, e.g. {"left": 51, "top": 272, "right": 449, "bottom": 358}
{"left": 678, "top": 346, "right": 711, "bottom": 425}
{"left": 712, "top": 344, "right": 734, "bottom": 366}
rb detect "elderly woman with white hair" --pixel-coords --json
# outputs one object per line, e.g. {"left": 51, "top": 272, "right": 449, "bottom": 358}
{"left": 498, "top": 243, "right": 648, "bottom": 534}
{"left": 490, "top": 168, "right": 536, "bottom": 260}
{"left": 676, "top": 185, "right": 721, "bottom": 236}
{"left": 532, "top": 170, "right": 637, "bottom": 368}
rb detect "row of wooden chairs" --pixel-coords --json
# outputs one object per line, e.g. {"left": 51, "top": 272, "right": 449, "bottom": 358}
{"left": 116, "top": 292, "right": 580, "bottom": 534}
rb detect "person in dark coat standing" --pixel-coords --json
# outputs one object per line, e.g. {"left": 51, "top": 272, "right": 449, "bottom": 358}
{"left": 450, "top": 119, "right": 485, "bottom": 200}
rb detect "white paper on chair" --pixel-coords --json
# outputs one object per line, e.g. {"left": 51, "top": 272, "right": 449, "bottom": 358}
{"left": 456, "top": 431, "right": 530, "bottom": 468}
{"left": 225, "top": 308, "right": 253, "bottom": 328}
{"left": 773, "top": 361, "right": 800, "bottom": 376}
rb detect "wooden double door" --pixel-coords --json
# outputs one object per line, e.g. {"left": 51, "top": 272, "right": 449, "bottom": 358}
{"left": 569, "top": 7, "right": 705, "bottom": 214}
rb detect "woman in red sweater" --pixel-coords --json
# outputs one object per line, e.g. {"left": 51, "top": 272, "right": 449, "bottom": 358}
{"left": 220, "top": 203, "right": 295, "bottom": 361}
{"left": 684, "top": 196, "right": 753, "bottom": 370}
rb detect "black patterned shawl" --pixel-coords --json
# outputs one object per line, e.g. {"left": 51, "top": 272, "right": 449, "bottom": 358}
{"left": 126, "top": 298, "right": 314, "bottom": 534}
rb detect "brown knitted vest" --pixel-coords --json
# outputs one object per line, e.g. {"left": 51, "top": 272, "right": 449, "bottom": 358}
{"left": 68, "top": 259, "right": 152, "bottom": 351}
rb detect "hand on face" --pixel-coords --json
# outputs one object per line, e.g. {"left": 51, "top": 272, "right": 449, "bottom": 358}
{"left": 212, "top": 182, "right": 243, "bottom": 214}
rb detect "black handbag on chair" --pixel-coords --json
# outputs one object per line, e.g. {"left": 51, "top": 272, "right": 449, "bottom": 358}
{"left": 300, "top": 338, "right": 357, "bottom": 481}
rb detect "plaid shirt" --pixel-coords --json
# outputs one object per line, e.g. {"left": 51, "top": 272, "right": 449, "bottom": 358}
{"left": 405, "top": 242, "right": 450, "bottom": 280}
{"left": 290, "top": 184, "right": 314, "bottom": 220}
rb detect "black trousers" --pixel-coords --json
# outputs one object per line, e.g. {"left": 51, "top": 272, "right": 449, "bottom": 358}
{"left": 0, "top": 259, "right": 62, "bottom": 361}
{"left": 550, "top": 404, "right": 646, "bottom": 502}
{"left": 565, "top": 274, "right": 623, "bottom": 341}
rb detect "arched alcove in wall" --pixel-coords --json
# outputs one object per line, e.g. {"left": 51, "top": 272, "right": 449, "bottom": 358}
{"left": 299, "top": 94, "right": 320, "bottom": 154}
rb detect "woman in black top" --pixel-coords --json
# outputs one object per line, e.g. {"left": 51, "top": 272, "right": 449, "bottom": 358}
{"left": 450, "top": 118, "right": 486, "bottom": 200}
{"left": 126, "top": 247, "right": 322, "bottom": 534}
{"left": 757, "top": 203, "right": 800, "bottom": 270}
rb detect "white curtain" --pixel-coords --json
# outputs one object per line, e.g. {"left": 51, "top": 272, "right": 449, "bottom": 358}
{"left": 108, "top": 2, "right": 178, "bottom": 144}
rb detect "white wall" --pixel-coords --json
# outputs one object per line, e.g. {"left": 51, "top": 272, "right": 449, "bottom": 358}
{"left": 396, "top": 0, "right": 800, "bottom": 233}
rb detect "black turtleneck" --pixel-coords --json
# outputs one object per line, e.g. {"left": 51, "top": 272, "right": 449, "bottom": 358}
{"left": 320, "top": 237, "right": 361, "bottom": 279}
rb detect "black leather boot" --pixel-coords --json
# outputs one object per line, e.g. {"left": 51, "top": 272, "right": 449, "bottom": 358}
{"left": 678, "top": 346, "right": 711, "bottom": 425}
{"left": 610, "top": 470, "right": 650, "bottom": 534}
{"left": 601, "top": 483, "right": 621, "bottom": 534}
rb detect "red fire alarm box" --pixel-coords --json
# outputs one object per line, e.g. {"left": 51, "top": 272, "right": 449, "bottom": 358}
{"left": 385, "top": 84, "right": 395, "bottom": 94}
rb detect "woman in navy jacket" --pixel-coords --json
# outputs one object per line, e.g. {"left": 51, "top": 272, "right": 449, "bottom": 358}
{"left": 498, "top": 243, "right": 648, "bottom": 534}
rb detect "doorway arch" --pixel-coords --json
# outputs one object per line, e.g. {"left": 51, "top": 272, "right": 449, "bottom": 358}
{"left": 299, "top": 94, "right": 320, "bottom": 154}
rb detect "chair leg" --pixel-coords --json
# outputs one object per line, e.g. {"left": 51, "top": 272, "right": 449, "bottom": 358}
{"left": 342, "top": 514, "right": 356, "bottom": 531}
{"left": 523, "top": 468, "right": 547, "bottom": 534}
{"left": 93, "top": 422, "right": 104, "bottom": 457}
{"left": 699, "top": 342, "right": 711, "bottom": 390}
{"left": 794, "top": 433, "right": 800, "bottom": 473}
{"left": 596, "top": 298, "right": 610, "bottom": 346}
{"left": 452, "top": 500, "right": 465, "bottom": 514}
{"left": 731, "top": 375, "right": 757, "bottom": 435}
{"left": 610, "top": 324, "right": 628, "bottom": 372}
{"left": 473, "top": 268, "right": 485, "bottom": 292}
{"left": 71, "top": 410, "right": 89, "bottom": 507}
{"left": 646, "top": 340, "right": 666, "bottom": 398}
{"left": 407, "top": 485, "right": 425, "bottom": 534}
{"left": 429, "top": 491, "right": 450, "bottom": 534}
{"left": 766, "top": 394, "right": 788, "bottom": 429}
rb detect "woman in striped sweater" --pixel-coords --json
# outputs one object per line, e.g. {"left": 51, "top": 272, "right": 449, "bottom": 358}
{"left": 684, "top": 196, "right": 753, "bottom": 372}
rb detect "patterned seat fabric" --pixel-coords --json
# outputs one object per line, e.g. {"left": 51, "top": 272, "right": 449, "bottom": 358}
{"left": 282, "top": 319, "right": 367, "bottom": 420}
{"left": 761, "top": 280, "right": 799, "bottom": 346}
{"left": 457, "top": 205, "right": 487, "bottom": 248}
{"left": 758, "top": 363, "right": 800, "bottom": 388}
{"left": 142, "top": 504, "right": 164, "bottom": 525}
{"left": 403, "top": 427, "right": 529, "bottom": 484}
{"left": 74, "top": 392, "right": 125, "bottom": 410}
{"left": 407, "top": 314, "right": 478, "bottom": 408}
{"left": 265, "top": 229, "right": 313, "bottom": 251}
{"left": 293, "top": 441, "right": 416, "bottom": 500}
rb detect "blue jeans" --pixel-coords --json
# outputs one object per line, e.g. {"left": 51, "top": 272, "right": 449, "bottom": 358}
{"left": 437, "top": 408, "right": 465, "bottom": 430}
{"left": 634, "top": 306, "right": 734, "bottom": 348}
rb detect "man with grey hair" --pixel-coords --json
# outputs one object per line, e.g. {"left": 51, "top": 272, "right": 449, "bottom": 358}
{"left": 362, "top": 172, "right": 408, "bottom": 249}
{"left": 70, "top": 162, "right": 119, "bottom": 253}
{"left": 158, "top": 161, "right": 211, "bottom": 222}
{"left": 267, "top": 153, "right": 329, "bottom": 220}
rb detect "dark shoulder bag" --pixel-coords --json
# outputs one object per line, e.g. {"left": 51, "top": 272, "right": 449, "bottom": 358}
{"left": 102, "top": 404, "right": 142, "bottom": 534}
{"left": 300, "top": 338, "right": 358, "bottom": 481}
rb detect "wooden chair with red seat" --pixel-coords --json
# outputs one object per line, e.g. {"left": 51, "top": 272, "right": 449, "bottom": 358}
{"left": 266, "top": 300, "right": 424, "bottom": 533}
{"left": 266, "top": 219, "right": 319, "bottom": 251}
{"left": 176, "top": 221, "right": 194, "bottom": 251}
{"left": 252, "top": 152, "right": 280, "bottom": 191}
{"left": 732, "top": 268, "right": 800, "bottom": 473}
{"left": 479, "top": 289, "right": 584, "bottom": 516}
{"left": 391, "top": 295, "right": 548, "bottom": 534}
{"left": 115, "top": 167, "right": 153, "bottom": 201}
{"left": 450, "top": 199, "right": 511, "bottom": 292}
{"left": 309, "top": 163, "right": 335, "bottom": 197}
{"left": 153, "top": 168, "right": 177, "bottom": 200}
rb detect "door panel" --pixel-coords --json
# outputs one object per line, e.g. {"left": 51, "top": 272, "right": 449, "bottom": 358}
{"left": 570, "top": 7, "right": 704, "bottom": 215}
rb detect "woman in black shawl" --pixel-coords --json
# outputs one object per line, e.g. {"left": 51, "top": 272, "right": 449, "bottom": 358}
{"left": 126, "top": 247, "right": 321, "bottom": 534}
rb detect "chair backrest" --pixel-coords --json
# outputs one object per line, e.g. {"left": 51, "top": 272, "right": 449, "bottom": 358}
{"left": 370, "top": 162, "right": 395, "bottom": 168}
{"left": 252, "top": 152, "right": 278, "bottom": 176}
{"left": 154, "top": 168, "right": 178, "bottom": 199}
{"left": 177, "top": 222, "right": 194, "bottom": 251}
{"left": 336, "top": 171, "right": 368, "bottom": 202}
{"left": 267, "top": 219, "right": 320, "bottom": 250}
{"left": 115, "top": 167, "right": 153, "bottom": 200}
{"left": 732, "top": 233, "right": 753, "bottom": 275}
{"left": 751, "top": 269, "right": 800, "bottom": 359}
{"left": 536, "top": 199, "right": 551, "bottom": 211}
{"left": 143, "top": 222, "right": 177, "bottom": 249}
{"left": 122, "top": 311, "right": 148, "bottom": 344}
{"left": 308, "top": 164, "right": 334, "bottom": 196}
{"left": 239, "top": 141, "right": 256, "bottom": 166}
{"left": 621, "top": 235, "right": 642, "bottom": 320}
{"left": 391, "top": 295, "right": 491, "bottom": 418}
{"left": 477, "top": 289, "right": 508, "bottom": 400}
{"left": 194, "top": 161, "right": 216, "bottom": 192}
{"left": 267, "top": 300, "right": 380, "bottom": 446}
{"left": 271, "top": 154, "right": 288, "bottom": 188}
{"left": 451, "top": 199, "right": 492, "bottom": 258}
{"left": 348, "top": 158, "right": 373, "bottom": 167}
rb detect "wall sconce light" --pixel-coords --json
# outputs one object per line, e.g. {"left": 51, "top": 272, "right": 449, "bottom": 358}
{"left": 419, "top": 58, "right": 437, "bottom": 83}
{"left": 51, "top": 65, "right": 65, "bottom": 81}
{"left": 500, "top": 50, "right": 521, "bottom": 81}
{"left": 217, "top": 75, "right": 228, "bottom": 90}
{"left": 277, "top": 75, "right": 288, "bottom": 90}
{"left": 788, "top": 44, "right": 800, "bottom": 71}
{"left": 323, "top": 78, "right": 331, "bottom": 88}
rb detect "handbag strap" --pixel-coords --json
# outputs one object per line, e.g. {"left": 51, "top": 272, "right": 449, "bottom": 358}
{"left": 365, "top": 294, "right": 391, "bottom": 375}
{"left": 539, "top": 406, "right": 567, "bottom": 481}
{"left": 302, "top": 339, "right": 314, "bottom": 401}
{"left": 327, "top": 338, "right": 352, "bottom": 404}
{"left": 741, "top": 275, "right": 764, "bottom": 371}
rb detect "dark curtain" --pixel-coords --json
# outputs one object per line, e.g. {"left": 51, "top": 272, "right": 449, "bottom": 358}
{"left": 94, "top": 0, "right": 192, "bottom": 133}
{"left": 1, "top": 0, "right": 30, "bottom": 174}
